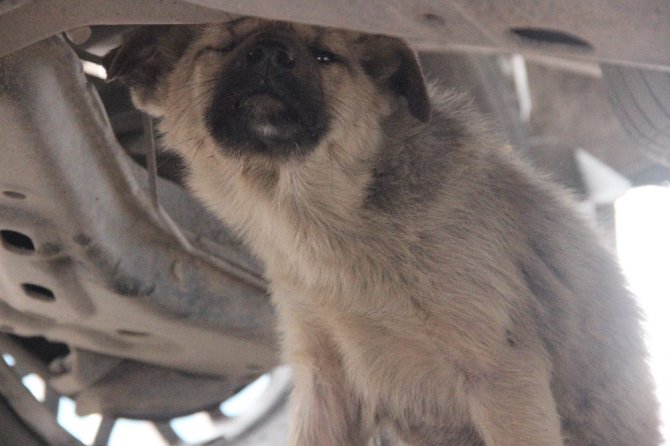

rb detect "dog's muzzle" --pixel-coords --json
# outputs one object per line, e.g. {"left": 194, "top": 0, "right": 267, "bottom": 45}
{"left": 206, "top": 32, "right": 329, "bottom": 158}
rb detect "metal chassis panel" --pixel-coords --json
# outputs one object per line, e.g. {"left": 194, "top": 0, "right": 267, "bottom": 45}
{"left": 0, "top": 36, "right": 277, "bottom": 380}
{"left": 1, "top": 0, "right": 670, "bottom": 70}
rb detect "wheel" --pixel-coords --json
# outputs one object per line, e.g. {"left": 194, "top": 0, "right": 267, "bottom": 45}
{"left": 0, "top": 344, "right": 290, "bottom": 446}
{"left": 601, "top": 64, "right": 670, "bottom": 165}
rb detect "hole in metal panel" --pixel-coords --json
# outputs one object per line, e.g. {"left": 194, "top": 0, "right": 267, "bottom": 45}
{"left": 1, "top": 229, "right": 35, "bottom": 253}
{"left": 8, "top": 334, "right": 70, "bottom": 364}
{"left": 21, "top": 283, "right": 56, "bottom": 302}
{"left": 116, "top": 329, "right": 150, "bottom": 337}
{"left": 421, "top": 13, "right": 445, "bottom": 27}
{"left": 2, "top": 190, "right": 26, "bottom": 199}
{"left": 510, "top": 27, "right": 593, "bottom": 50}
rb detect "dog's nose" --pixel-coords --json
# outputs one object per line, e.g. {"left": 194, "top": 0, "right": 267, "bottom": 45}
{"left": 245, "top": 39, "right": 296, "bottom": 72}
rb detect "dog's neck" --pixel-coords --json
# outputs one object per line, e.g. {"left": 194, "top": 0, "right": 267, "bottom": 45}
{"left": 183, "top": 124, "right": 431, "bottom": 309}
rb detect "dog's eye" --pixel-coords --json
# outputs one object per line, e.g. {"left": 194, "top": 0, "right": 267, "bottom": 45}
{"left": 202, "top": 42, "right": 236, "bottom": 54}
{"left": 312, "top": 49, "right": 338, "bottom": 65}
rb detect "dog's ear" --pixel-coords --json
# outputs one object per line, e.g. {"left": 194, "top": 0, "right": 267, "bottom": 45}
{"left": 102, "top": 26, "right": 196, "bottom": 116}
{"left": 359, "top": 35, "right": 431, "bottom": 123}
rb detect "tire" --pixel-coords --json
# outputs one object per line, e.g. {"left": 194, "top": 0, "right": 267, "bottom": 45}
{"left": 601, "top": 64, "right": 670, "bottom": 165}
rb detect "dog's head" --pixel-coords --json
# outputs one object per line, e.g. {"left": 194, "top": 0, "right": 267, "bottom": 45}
{"left": 104, "top": 19, "right": 430, "bottom": 160}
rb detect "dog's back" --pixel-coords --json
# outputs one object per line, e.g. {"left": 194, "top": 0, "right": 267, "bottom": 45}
{"left": 325, "top": 88, "right": 659, "bottom": 445}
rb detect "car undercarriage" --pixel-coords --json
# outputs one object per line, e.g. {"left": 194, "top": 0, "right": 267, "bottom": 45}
{"left": 1, "top": 1, "right": 669, "bottom": 445}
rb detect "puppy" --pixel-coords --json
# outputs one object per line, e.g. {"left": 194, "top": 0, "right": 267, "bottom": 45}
{"left": 103, "top": 18, "right": 660, "bottom": 445}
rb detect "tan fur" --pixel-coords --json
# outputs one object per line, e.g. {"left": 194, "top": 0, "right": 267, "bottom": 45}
{"left": 107, "top": 19, "right": 660, "bottom": 445}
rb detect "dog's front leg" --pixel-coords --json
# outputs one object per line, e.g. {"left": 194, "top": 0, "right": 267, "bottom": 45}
{"left": 288, "top": 361, "right": 366, "bottom": 446}
{"left": 281, "top": 313, "right": 366, "bottom": 446}
{"left": 465, "top": 352, "right": 564, "bottom": 446}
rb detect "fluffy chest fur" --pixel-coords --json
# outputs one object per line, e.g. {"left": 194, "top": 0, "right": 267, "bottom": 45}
{"left": 185, "top": 108, "right": 535, "bottom": 416}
